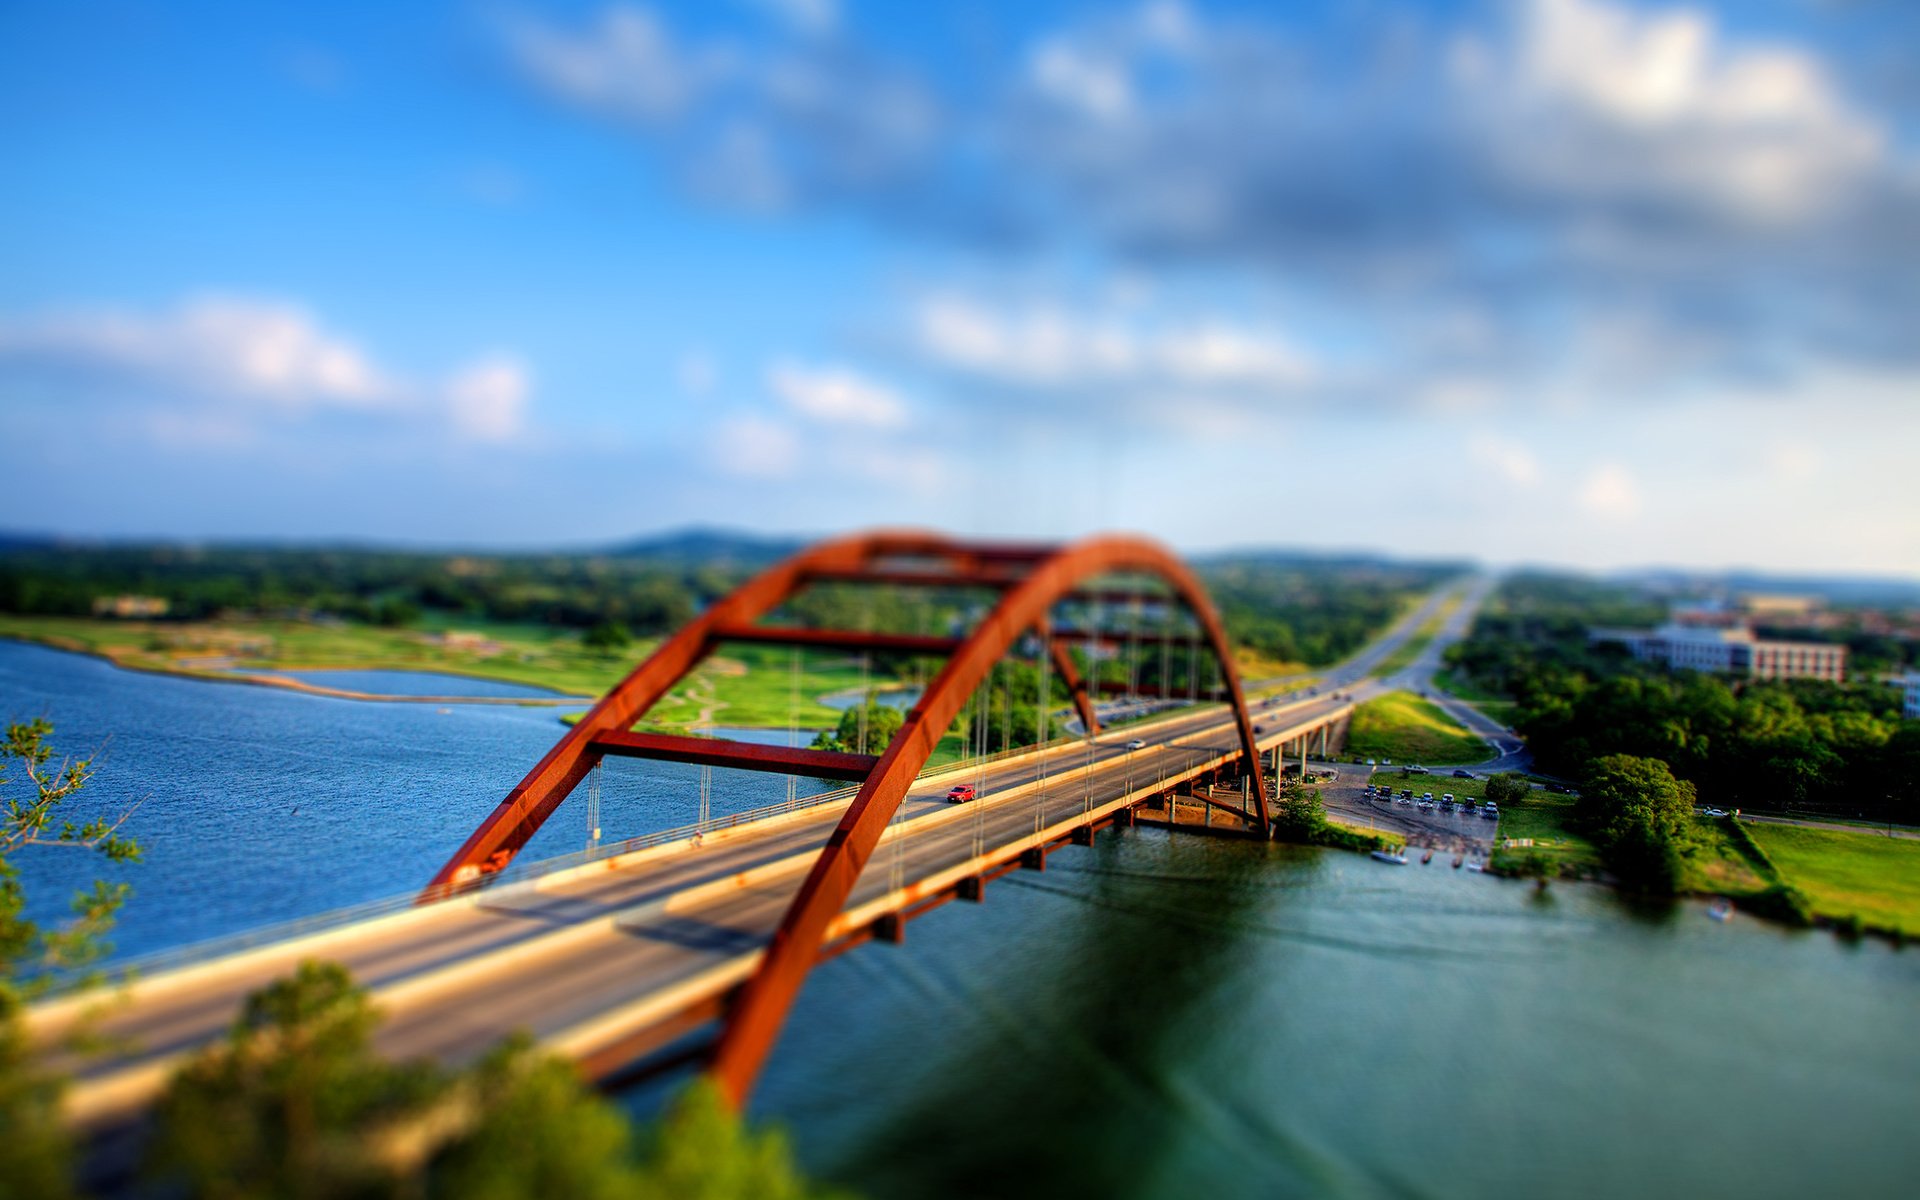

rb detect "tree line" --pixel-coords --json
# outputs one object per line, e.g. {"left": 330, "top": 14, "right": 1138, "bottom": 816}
{"left": 1448, "top": 575, "right": 1920, "bottom": 824}
{"left": 0, "top": 544, "right": 1451, "bottom": 671}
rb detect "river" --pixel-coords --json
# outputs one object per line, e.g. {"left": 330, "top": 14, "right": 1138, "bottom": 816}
{"left": 4, "top": 639, "right": 1916, "bottom": 1198}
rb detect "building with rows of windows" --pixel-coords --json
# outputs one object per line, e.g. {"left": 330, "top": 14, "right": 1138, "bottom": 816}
{"left": 1588, "top": 617, "right": 1847, "bottom": 683}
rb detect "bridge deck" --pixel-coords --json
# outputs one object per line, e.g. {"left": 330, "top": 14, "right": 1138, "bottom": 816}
{"left": 32, "top": 693, "right": 1351, "bottom": 1127}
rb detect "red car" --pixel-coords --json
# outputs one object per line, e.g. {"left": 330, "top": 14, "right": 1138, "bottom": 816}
{"left": 946, "top": 784, "right": 976, "bottom": 804}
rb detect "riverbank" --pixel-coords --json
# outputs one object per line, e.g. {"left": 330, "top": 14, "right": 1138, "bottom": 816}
{"left": 1487, "top": 787, "right": 1918, "bottom": 940}
{"left": 0, "top": 615, "right": 902, "bottom": 729}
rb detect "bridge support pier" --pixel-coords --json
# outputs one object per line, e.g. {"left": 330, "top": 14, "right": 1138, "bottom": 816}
{"left": 958, "top": 875, "right": 985, "bottom": 902}
{"left": 1071, "top": 824, "right": 1096, "bottom": 846}
{"left": 874, "top": 913, "right": 905, "bottom": 944}
{"left": 1020, "top": 847, "right": 1047, "bottom": 871}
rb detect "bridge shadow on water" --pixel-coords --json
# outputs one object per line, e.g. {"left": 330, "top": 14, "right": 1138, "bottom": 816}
{"left": 779, "top": 829, "right": 1387, "bottom": 1200}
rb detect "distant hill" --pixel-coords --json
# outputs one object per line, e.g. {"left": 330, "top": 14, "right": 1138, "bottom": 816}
{"left": 601, "top": 527, "right": 807, "bottom": 567}
{"left": 1194, "top": 545, "right": 1474, "bottom": 575}
{"left": 1608, "top": 567, "right": 1920, "bottom": 608}
{"left": 0, "top": 532, "right": 65, "bottom": 553}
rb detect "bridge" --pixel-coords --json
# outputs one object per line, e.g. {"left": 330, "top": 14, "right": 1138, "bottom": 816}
{"left": 32, "top": 532, "right": 1373, "bottom": 1126}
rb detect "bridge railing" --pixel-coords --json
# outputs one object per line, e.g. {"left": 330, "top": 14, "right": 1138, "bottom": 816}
{"left": 45, "top": 703, "right": 1235, "bottom": 996}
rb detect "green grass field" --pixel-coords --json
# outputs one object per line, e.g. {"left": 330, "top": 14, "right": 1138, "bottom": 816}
{"left": 1746, "top": 824, "right": 1920, "bottom": 934}
{"left": 0, "top": 614, "right": 916, "bottom": 732}
{"left": 1345, "top": 691, "right": 1487, "bottom": 766}
{"left": 1487, "top": 791, "right": 1606, "bottom": 876}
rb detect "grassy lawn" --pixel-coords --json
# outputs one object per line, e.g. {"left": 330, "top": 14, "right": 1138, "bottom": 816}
{"left": 0, "top": 614, "right": 918, "bottom": 732}
{"left": 0, "top": 612, "right": 631, "bottom": 695}
{"left": 1746, "top": 824, "right": 1920, "bottom": 934}
{"left": 1488, "top": 791, "right": 1605, "bottom": 876}
{"left": 1234, "top": 646, "right": 1308, "bottom": 682}
{"left": 1677, "top": 819, "right": 1774, "bottom": 898}
{"left": 1345, "top": 691, "right": 1487, "bottom": 766}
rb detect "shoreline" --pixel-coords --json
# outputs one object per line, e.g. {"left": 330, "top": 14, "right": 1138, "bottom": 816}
{"left": 0, "top": 632, "right": 594, "bottom": 708}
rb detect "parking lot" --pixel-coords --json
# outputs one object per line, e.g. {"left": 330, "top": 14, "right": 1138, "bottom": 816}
{"left": 1309, "top": 762, "right": 1501, "bottom": 865}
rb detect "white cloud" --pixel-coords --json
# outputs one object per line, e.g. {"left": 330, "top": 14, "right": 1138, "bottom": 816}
{"left": 0, "top": 297, "right": 393, "bottom": 410}
{"left": 715, "top": 414, "right": 800, "bottom": 478}
{"left": 768, "top": 361, "right": 907, "bottom": 428}
{"left": 913, "top": 294, "right": 1313, "bottom": 394}
{"left": 508, "top": 5, "right": 727, "bottom": 125}
{"left": 1030, "top": 39, "right": 1133, "bottom": 120}
{"left": 1578, "top": 461, "right": 1643, "bottom": 518}
{"left": 0, "top": 296, "right": 536, "bottom": 444}
{"left": 1470, "top": 0, "right": 1885, "bottom": 224}
{"left": 1469, "top": 433, "right": 1541, "bottom": 487}
{"left": 444, "top": 356, "right": 530, "bottom": 443}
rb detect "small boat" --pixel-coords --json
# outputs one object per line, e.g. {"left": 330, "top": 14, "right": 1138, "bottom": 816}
{"left": 1707, "top": 897, "right": 1734, "bottom": 922}
{"left": 1452, "top": 855, "right": 1464, "bottom": 869}
{"left": 1421, "top": 849, "right": 1435, "bottom": 864}
{"left": 1464, "top": 860, "right": 1485, "bottom": 873}
{"left": 1370, "top": 849, "right": 1409, "bottom": 866}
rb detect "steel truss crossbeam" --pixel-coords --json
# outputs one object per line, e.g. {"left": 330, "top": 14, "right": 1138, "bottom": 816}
{"left": 419, "top": 529, "right": 1267, "bottom": 1112}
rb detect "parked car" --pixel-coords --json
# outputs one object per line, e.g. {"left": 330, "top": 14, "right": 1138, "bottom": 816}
{"left": 946, "top": 785, "right": 976, "bottom": 804}
{"left": 1482, "top": 803, "right": 1499, "bottom": 819}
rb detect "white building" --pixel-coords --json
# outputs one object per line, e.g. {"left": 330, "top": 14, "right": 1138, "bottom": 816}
{"left": 1589, "top": 620, "right": 1846, "bottom": 683}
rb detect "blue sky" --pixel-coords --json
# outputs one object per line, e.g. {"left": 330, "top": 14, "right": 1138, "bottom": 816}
{"left": 2, "top": 0, "right": 1916, "bottom": 574}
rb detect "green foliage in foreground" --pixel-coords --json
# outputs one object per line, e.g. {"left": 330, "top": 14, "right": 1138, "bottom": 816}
{"left": 150, "top": 960, "right": 848, "bottom": 1200}
{"left": 1344, "top": 691, "right": 1487, "bottom": 766}
{"left": 1, "top": 719, "right": 143, "bottom": 1199}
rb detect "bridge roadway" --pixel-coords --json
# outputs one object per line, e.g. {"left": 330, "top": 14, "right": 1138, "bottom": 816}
{"left": 35, "top": 690, "right": 1355, "bottom": 1129}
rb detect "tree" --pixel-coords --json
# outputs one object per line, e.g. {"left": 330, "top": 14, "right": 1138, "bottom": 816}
{"left": 151, "top": 960, "right": 447, "bottom": 1198}
{"left": 583, "top": 621, "right": 634, "bottom": 654}
{"left": 1484, "top": 773, "right": 1531, "bottom": 805}
{"left": 1, "top": 719, "right": 141, "bottom": 1199}
{"left": 811, "top": 699, "right": 903, "bottom": 756}
{"left": 1270, "top": 778, "right": 1328, "bottom": 841}
{"left": 149, "top": 963, "right": 847, "bottom": 1200}
{"left": 1577, "top": 755, "right": 1697, "bottom": 893}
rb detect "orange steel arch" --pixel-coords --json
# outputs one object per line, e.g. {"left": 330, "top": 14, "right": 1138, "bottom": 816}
{"left": 707, "top": 534, "right": 1264, "bottom": 1106}
{"left": 420, "top": 530, "right": 1266, "bottom": 1103}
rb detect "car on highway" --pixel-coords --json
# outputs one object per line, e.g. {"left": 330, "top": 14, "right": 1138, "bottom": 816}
{"left": 1125, "top": 738, "right": 1147, "bottom": 750}
{"left": 1408, "top": 765, "right": 1429, "bottom": 775}
{"left": 1704, "top": 807, "right": 1727, "bottom": 817}
{"left": 1452, "top": 769, "right": 1475, "bottom": 779}
{"left": 946, "top": 785, "right": 976, "bottom": 804}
